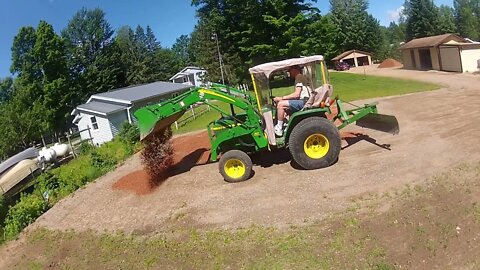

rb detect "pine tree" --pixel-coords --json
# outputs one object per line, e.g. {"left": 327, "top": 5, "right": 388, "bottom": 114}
{"left": 329, "top": 0, "right": 383, "bottom": 57}
{"left": 404, "top": 0, "right": 440, "bottom": 41}
{"left": 454, "top": 0, "right": 480, "bottom": 40}
{"left": 437, "top": 5, "right": 457, "bottom": 33}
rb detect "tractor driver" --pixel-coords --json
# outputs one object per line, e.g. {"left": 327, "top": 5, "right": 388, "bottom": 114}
{"left": 273, "top": 65, "right": 310, "bottom": 136}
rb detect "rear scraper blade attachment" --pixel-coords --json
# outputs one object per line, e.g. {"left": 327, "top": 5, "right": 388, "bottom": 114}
{"left": 356, "top": 113, "right": 400, "bottom": 135}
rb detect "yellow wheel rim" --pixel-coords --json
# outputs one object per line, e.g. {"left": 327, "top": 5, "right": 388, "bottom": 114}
{"left": 304, "top": 134, "right": 330, "bottom": 159}
{"left": 224, "top": 159, "right": 246, "bottom": 179}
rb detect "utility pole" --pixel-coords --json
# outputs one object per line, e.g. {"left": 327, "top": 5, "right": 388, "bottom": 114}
{"left": 212, "top": 32, "right": 225, "bottom": 85}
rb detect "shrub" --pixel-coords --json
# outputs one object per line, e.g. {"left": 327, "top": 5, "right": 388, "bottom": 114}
{"left": 90, "top": 151, "right": 116, "bottom": 170}
{"left": 3, "top": 193, "right": 47, "bottom": 240}
{"left": 79, "top": 140, "right": 95, "bottom": 155}
{"left": 117, "top": 122, "right": 140, "bottom": 145}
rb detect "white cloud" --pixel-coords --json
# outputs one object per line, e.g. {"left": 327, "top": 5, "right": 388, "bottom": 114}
{"left": 387, "top": 6, "right": 404, "bottom": 22}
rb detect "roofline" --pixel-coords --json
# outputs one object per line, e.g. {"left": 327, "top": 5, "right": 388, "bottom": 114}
{"left": 76, "top": 106, "right": 127, "bottom": 116}
{"left": 399, "top": 33, "right": 466, "bottom": 50}
{"left": 87, "top": 95, "right": 132, "bottom": 105}
{"left": 169, "top": 67, "right": 206, "bottom": 80}
{"left": 332, "top": 50, "right": 372, "bottom": 61}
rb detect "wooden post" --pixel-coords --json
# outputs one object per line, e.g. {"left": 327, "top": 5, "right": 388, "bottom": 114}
{"left": 41, "top": 134, "right": 46, "bottom": 147}
{"left": 174, "top": 121, "right": 179, "bottom": 130}
{"left": 67, "top": 133, "right": 77, "bottom": 158}
{"left": 87, "top": 126, "right": 93, "bottom": 145}
{"left": 191, "top": 105, "right": 196, "bottom": 120}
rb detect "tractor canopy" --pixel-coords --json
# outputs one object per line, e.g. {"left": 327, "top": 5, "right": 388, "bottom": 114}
{"left": 248, "top": 55, "right": 329, "bottom": 110}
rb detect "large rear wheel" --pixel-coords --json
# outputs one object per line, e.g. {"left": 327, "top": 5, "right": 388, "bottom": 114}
{"left": 288, "top": 117, "right": 341, "bottom": 170}
{"left": 219, "top": 150, "right": 253, "bottom": 183}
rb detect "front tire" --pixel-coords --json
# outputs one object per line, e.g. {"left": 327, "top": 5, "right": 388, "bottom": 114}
{"left": 219, "top": 150, "right": 252, "bottom": 183}
{"left": 288, "top": 117, "right": 341, "bottom": 170}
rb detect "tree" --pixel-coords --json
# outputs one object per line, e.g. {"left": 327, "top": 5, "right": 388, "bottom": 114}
{"left": 302, "top": 14, "right": 338, "bottom": 60}
{"left": 62, "top": 8, "right": 124, "bottom": 104}
{"left": 116, "top": 25, "right": 178, "bottom": 84}
{"left": 454, "top": 0, "right": 480, "bottom": 40}
{"left": 172, "top": 35, "right": 194, "bottom": 67}
{"left": 404, "top": 0, "right": 440, "bottom": 41}
{"left": 437, "top": 5, "right": 457, "bottom": 34}
{"left": 62, "top": 8, "right": 114, "bottom": 68}
{"left": 191, "top": 0, "right": 318, "bottom": 83}
{"left": 0, "top": 77, "right": 13, "bottom": 103}
{"left": 329, "top": 0, "right": 383, "bottom": 58}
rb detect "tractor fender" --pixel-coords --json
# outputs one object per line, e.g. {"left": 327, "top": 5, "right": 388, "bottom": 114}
{"left": 284, "top": 108, "right": 330, "bottom": 144}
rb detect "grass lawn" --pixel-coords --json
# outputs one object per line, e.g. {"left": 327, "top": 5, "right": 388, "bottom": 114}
{"left": 174, "top": 72, "right": 439, "bottom": 134}
{"left": 272, "top": 72, "right": 439, "bottom": 101}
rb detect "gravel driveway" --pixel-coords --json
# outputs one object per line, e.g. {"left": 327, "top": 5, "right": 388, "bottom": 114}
{"left": 31, "top": 67, "right": 480, "bottom": 234}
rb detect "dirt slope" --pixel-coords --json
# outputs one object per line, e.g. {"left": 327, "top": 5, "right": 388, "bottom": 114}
{"left": 27, "top": 69, "right": 480, "bottom": 234}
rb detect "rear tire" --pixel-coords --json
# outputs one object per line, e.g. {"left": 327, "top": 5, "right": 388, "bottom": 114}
{"left": 219, "top": 150, "right": 252, "bottom": 183}
{"left": 288, "top": 117, "right": 341, "bottom": 170}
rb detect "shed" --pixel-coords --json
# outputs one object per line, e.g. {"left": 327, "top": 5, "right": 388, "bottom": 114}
{"left": 332, "top": 50, "right": 373, "bottom": 67}
{"left": 169, "top": 67, "right": 207, "bottom": 87}
{"left": 399, "top": 33, "right": 480, "bottom": 73}
{"left": 72, "top": 81, "right": 191, "bottom": 145}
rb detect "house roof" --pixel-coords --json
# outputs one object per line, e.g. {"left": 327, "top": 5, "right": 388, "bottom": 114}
{"left": 90, "top": 81, "right": 191, "bottom": 105}
{"left": 399, "top": 33, "right": 466, "bottom": 50}
{"left": 332, "top": 50, "right": 372, "bottom": 61}
{"left": 169, "top": 66, "right": 206, "bottom": 80}
{"left": 76, "top": 101, "right": 126, "bottom": 116}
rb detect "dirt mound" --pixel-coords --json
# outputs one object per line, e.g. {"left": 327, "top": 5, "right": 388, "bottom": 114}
{"left": 112, "top": 131, "right": 211, "bottom": 195}
{"left": 378, "top": 58, "right": 403, "bottom": 68}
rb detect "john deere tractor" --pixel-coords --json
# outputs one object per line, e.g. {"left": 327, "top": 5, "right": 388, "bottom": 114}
{"left": 134, "top": 55, "right": 399, "bottom": 182}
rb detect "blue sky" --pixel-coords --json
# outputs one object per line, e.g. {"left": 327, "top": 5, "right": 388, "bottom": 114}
{"left": 0, "top": 0, "right": 453, "bottom": 78}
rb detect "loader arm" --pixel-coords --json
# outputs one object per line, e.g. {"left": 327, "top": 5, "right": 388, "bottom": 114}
{"left": 133, "top": 87, "right": 268, "bottom": 162}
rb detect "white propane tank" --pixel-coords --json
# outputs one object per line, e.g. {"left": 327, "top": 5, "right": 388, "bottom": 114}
{"left": 38, "top": 147, "right": 57, "bottom": 163}
{"left": 51, "top": 143, "right": 70, "bottom": 157}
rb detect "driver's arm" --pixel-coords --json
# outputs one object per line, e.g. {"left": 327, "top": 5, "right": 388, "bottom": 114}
{"left": 280, "top": 85, "right": 302, "bottom": 100}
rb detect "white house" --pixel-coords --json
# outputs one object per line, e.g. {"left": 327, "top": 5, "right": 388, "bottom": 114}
{"left": 72, "top": 81, "right": 191, "bottom": 145}
{"left": 169, "top": 67, "right": 207, "bottom": 87}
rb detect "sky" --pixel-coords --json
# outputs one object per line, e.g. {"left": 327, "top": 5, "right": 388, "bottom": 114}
{"left": 0, "top": 0, "right": 454, "bottom": 78}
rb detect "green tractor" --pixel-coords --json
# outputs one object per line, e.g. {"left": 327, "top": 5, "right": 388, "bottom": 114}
{"left": 134, "top": 56, "right": 399, "bottom": 182}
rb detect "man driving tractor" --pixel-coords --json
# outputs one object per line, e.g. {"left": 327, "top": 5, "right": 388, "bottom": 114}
{"left": 273, "top": 65, "right": 311, "bottom": 136}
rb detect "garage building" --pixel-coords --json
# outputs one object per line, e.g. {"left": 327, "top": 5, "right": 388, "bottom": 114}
{"left": 400, "top": 33, "right": 480, "bottom": 73}
{"left": 332, "top": 50, "right": 373, "bottom": 67}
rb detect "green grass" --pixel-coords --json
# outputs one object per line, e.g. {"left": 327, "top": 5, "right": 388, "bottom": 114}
{"left": 175, "top": 72, "right": 439, "bottom": 134}
{"left": 273, "top": 72, "right": 439, "bottom": 101}
{"left": 174, "top": 102, "right": 242, "bottom": 134}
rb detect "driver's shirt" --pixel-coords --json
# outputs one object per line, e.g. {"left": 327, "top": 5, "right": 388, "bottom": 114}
{"left": 295, "top": 74, "right": 310, "bottom": 100}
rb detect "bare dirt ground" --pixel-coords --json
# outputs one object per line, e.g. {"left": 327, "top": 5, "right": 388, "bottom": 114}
{"left": 23, "top": 67, "right": 480, "bottom": 235}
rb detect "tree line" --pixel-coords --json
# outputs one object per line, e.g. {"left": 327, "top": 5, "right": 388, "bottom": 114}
{"left": 1, "top": 0, "right": 479, "bottom": 158}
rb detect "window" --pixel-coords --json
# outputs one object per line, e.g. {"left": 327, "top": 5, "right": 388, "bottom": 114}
{"left": 90, "top": 116, "right": 98, "bottom": 130}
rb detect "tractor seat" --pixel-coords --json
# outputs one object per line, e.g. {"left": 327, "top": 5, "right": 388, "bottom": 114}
{"left": 303, "top": 84, "right": 334, "bottom": 110}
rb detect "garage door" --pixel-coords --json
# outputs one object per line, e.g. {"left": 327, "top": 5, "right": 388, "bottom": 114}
{"left": 440, "top": 47, "right": 462, "bottom": 72}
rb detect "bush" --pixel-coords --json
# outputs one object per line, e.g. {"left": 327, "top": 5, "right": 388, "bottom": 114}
{"left": 90, "top": 151, "right": 116, "bottom": 170}
{"left": 117, "top": 122, "right": 140, "bottom": 145}
{"left": 1, "top": 133, "right": 139, "bottom": 241}
{"left": 79, "top": 140, "right": 95, "bottom": 155}
{"left": 3, "top": 193, "right": 47, "bottom": 240}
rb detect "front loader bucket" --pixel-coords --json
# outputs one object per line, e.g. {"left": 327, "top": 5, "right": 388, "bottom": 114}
{"left": 356, "top": 113, "right": 400, "bottom": 135}
{"left": 137, "top": 110, "right": 185, "bottom": 141}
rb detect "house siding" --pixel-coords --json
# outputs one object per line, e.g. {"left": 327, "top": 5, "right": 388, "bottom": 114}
{"left": 460, "top": 47, "right": 480, "bottom": 73}
{"left": 77, "top": 112, "right": 113, "bottom": 145}
{"left": 109, "top": 110, "right": 129, "bottom": 137}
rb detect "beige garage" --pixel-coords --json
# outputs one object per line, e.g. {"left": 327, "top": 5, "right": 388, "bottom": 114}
{"left": 332, "top": 50, "right": 372, "bottom": 67}
{"left": 400, "top": 33, "right": 480, "bottom": 73}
